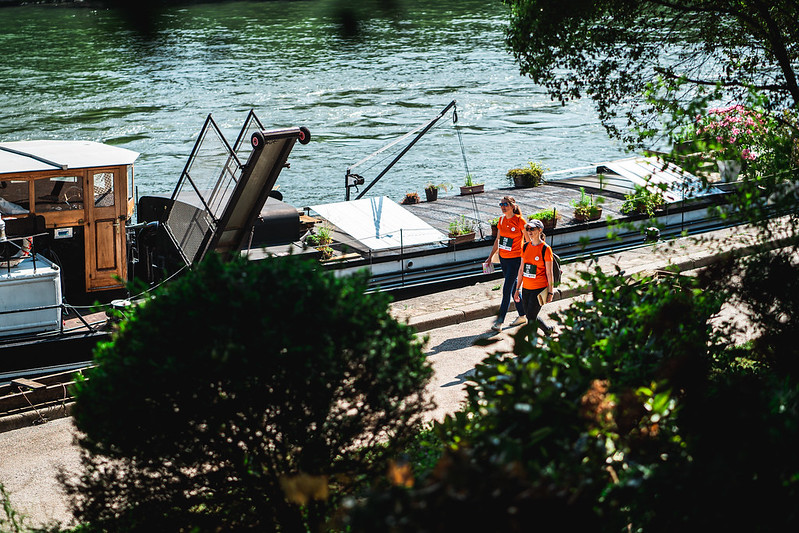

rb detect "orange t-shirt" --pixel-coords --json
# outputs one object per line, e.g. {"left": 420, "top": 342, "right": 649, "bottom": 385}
{"left": 521, "top": 241, "right": 553, "bottom": 290}
{"left": 497, "top": 214, "right": 525, "bottom": 258}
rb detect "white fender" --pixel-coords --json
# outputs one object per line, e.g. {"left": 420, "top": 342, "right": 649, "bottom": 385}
{"left": 0, "top": 236, "right": 32, "bottom": 268}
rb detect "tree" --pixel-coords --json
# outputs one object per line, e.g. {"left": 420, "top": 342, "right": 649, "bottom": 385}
{"left": 64, "top": 254, "right": 433, "bottom": 532}
{"left": 503, "top": 0, "right": 799, "bottom": 147}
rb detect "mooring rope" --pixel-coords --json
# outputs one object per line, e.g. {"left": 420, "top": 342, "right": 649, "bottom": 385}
{"left": 453, "top": 107, "right": 484, "bottom": 238}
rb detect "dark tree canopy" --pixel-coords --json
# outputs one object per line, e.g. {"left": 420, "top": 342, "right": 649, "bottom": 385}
{"left": 66, "top": 254, "right": 433, "bottom": 532}
{"left": 504, "top": 0, "right": 799, "bottom": 145}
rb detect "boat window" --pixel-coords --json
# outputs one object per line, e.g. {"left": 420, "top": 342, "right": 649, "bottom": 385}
{"left": 34, "top": 176, "right": 84, "bottom": 212}
{"left": 127, "top": 165, "right": 133, "bottom": 200}
{"left": 93, "top": 172, "right": 115, "bottom": 207}
{"left": 0, "top": 180, "right": 31, "bottom": 215}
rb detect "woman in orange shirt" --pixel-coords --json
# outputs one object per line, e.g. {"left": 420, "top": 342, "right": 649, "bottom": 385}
{"left": 484, "top": 195, "right": 527, "bottom": 332}
{"left": 513, "top": 218, "right": 554, "bottom": 336}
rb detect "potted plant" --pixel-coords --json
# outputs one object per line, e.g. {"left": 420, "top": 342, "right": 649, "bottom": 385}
{"left": 571, "top": 187, "right": 605, "bottom": 222}
{"left": 448, "top": 215, "right": 477, "bottom": 245}
{"left": 306, "top": 224, "right": 332, "bottom": 247}
{"left": 528, "top": 208, "right": 561, "bottom": 230}
{"left": 424, "top": 182, "right": 451, "bottom": 202}
{"left": 318, "top": 246, "right": 334, "bottom": 261}
{"left": 488, "top": 216, "right": 500, "bottom": 238}
{"left": 459, "top": 174, "right": 484, "bottom": 196}
{"left": 507, "top": 161, "right": 547, "bottom": 188}
{"left": 620, "top": 185, "right": 667, "bottom": 217}
{"left": 401, "top": 191, "right": 421, "bottom": 205}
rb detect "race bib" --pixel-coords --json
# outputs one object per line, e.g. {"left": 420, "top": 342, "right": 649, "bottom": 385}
{"left": 523, "top": 263, "right": 537, "bottom": 278}
{"left": 498, "top": 235, "right": 514, "bottom": 251}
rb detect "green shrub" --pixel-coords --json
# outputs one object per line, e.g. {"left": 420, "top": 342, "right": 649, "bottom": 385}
{"left": 571, "top": 186, "right": 605, "bottom": 218}
{"left": 66, "top": 253, "right": 432, "bottom": 532}
{"left": 527, "top": 208, "right": 561, "bottom": 222}
{"left": 342, "top": 268, "right": 729, "bottom": 530}
{"left": 507, "top": 161, "right": 546, "bottom": 187}
{"left": 448, "top": 215, "right": 476, "bottom": 235}
{"left": 620, "top": 184, "right": 666, "bottom": 216}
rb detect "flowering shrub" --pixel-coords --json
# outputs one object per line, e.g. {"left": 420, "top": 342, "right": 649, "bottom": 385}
{"left": 694, "top": 104, "right": 768, "bottom": 161}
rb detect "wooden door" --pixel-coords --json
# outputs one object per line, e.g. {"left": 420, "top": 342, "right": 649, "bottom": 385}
{"left": 84, "top": 169, "right": 127, "bottom": 291}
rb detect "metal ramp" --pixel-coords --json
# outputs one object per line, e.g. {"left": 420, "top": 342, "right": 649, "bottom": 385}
{"left": 163, "top": 111, "right": 310, "bottom": 264}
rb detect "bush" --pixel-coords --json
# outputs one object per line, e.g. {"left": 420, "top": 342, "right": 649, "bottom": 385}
{"left": 65, "top": 253, "right": 433, "bottom": 532}
{"left": 620, "top": 185, "right": 666, "bottom": 216}
{"left": 344, "top": 257, "right": 799, "bottom": 531}
{"left": 507, "top": 161, "right": 546, "bottom": 187}
{"left": 343, "top": 269, "right": 719, "bottom": 529}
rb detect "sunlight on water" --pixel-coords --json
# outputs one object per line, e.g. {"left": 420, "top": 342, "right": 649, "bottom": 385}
{"left": 0, "top": 0, "right": 630, "bottom": 208}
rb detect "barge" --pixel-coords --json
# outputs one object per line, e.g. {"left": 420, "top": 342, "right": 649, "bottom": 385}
{"left": 0, "top": 106, "right": 731, "bottom": 373}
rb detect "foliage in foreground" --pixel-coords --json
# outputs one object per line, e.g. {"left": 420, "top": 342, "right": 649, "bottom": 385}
{"left": 65, "top": 254, "right": 433, "bottom": 532}
{"left": 343, "top": 260, "right": 799, "bottom": 531}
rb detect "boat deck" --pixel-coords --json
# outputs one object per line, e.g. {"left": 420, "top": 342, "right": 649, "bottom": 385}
{"left": 402, "top": 179, "right": 626, "bottom": 237}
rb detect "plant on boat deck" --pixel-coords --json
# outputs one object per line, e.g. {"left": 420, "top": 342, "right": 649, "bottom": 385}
{"left": 463, "top": 174, "right": 482, "bottom": 187}
{"left": 424, "top": 182, "right": 451, "bottom": 193}
{"left": 527, "top": 208, "right": 561, "bottom": 227}
{"left": 507, "top": 161, "right": 547, "bottom": 187}
{"left": 448, "top": 215, "right": 476, "bottom": 236}
{"left": 424, "top": 182, "right": 451, "bottom": 202}
{"left": 67, "top": 253, "right": 432, "bottom": 533}
{"left": 401, "top": 191, "right": 420, "bottom": 205}
{"left": 620, "top": 184, "right": 666, "bottom": 217}
{"left": 570, "top": 187, "right": 604, "bottom": 220}
{"left": 306, "top": 223, "right": 332, "bottom": 246}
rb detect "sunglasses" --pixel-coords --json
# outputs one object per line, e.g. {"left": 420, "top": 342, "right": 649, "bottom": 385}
{"left": 499, "top": 202, "right": 509, "bottom": 207}
{"left": 525, "top": 226, "right": 539, "bottom": 231}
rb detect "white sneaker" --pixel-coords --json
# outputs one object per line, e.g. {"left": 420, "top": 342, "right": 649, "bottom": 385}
{"left": 510, "top": 316, "right": 527, "bottom": 327}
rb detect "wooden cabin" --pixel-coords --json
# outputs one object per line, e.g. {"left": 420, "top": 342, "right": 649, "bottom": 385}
{"left": 0, "top": 140, "right": 138, "bottom": 296}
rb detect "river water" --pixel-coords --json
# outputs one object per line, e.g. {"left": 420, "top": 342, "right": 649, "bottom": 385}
{"left": 0, "top": 0, "right": 629, "bottom": 208}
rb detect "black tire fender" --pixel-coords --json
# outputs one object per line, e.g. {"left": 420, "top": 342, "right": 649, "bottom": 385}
{"left": 251, "top": 131, "right": 265, "bottom": 149}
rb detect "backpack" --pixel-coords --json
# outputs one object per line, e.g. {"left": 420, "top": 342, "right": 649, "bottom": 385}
{"left": 544, "top": 242, "right": 562, "bottom": 287}
{"left": 524, "top": 241, "right": 562, "bottom": 287}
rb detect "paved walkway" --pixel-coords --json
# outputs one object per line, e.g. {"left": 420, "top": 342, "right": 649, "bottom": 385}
{"left": 389, "top": 222, "right": 763, "bottom": 331}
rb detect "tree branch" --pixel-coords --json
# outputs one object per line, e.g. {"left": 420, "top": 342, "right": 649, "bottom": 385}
{"left": 653, "top": 66, "right": 791, "bottom": 93}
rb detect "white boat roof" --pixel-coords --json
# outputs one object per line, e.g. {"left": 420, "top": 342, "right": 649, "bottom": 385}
{"left": 310, "top": 196, "right": 447, "bottom": 252}
{"left": 0, "top": 140, "right": 139, "bottom": 174}
{"left": 595, "top": 156, "right": 723, "bottom": 202}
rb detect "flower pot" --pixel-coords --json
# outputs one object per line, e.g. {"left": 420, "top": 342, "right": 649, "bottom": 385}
{"left": 717, "top": 160, "right": 742, "bottom": 182}
{"left": 513, "top": 176, "right": 531, "bottom": 188}
{"left": 448, "top": 231, "right": 475, "bottom": 245}
{"left": 574, "top": 207, "right": 602, "bottom": 222}
{"left": 316, "top": 246, "right": 334, "bottom": 261}
{"left": 459, "top": 184, "right": 484, "bottom": 196}
{"left": 425, "top": 187, "right": 438, "bottom": 202}
{"left": 541, "top": 218, "right": 558, "bottom": 231}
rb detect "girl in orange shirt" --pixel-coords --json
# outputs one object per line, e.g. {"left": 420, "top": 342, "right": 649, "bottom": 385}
{"left": 484, "top": 195, "right": 527, "bottom": 332}
{"left": 513, "top": 218, "right": 554, "bottom": 336}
